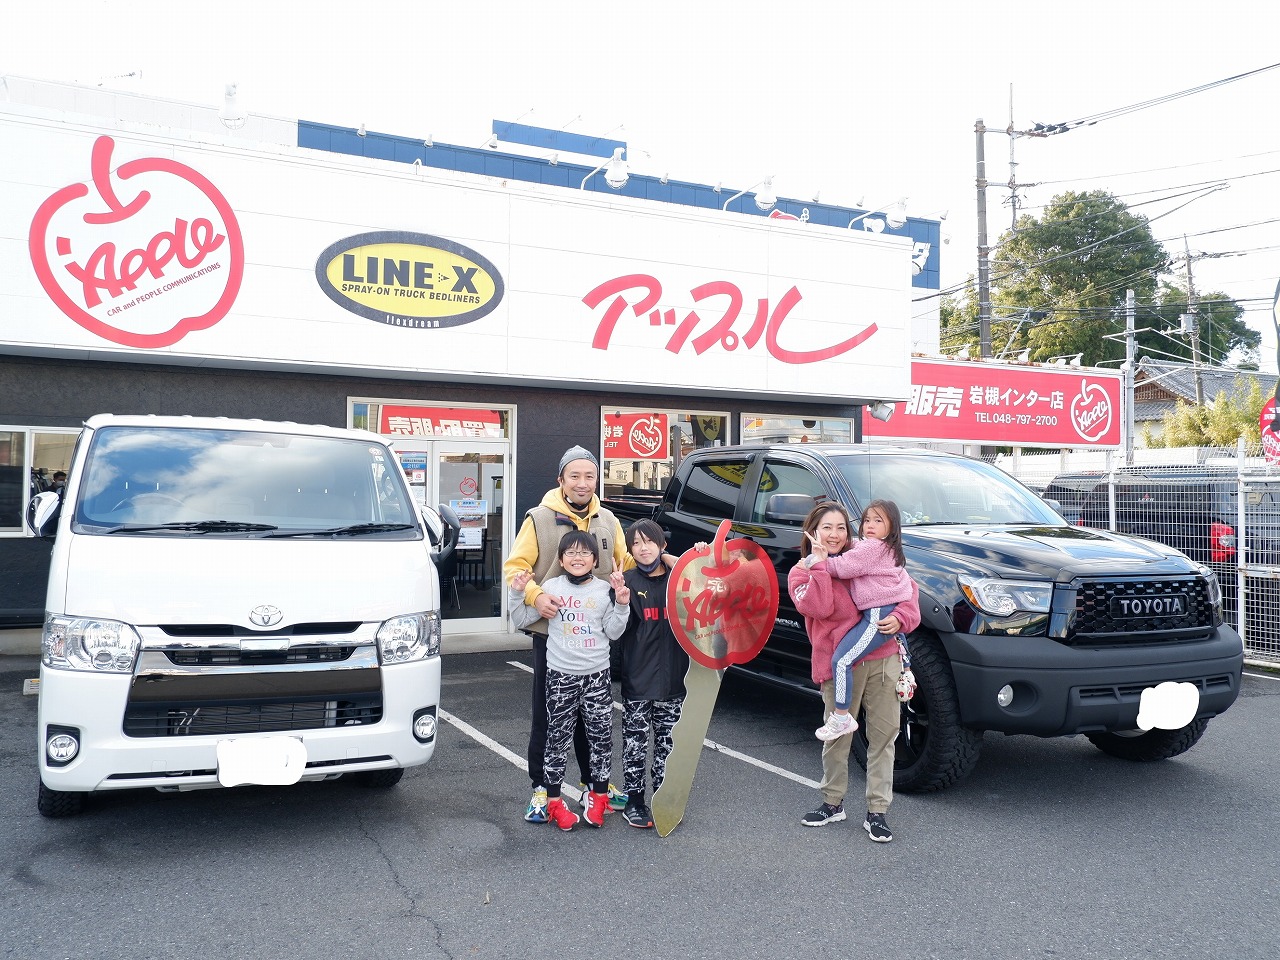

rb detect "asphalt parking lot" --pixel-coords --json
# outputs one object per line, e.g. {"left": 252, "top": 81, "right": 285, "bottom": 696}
{"left": 2, "top": 651, "right": 1278, "bottom": 960}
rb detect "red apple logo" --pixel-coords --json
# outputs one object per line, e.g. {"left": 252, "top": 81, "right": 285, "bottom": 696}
{"left": 667, "top": 520, "right": 779, "bottom": 670}
{"left": 29, "top": 135, "right": 244, "bottom": 348}
{"left": 1070, "top": 380, "right": 1113, "bottom": 443}
{"left": 629, "top": 415, "right": 665, "bottom": 458}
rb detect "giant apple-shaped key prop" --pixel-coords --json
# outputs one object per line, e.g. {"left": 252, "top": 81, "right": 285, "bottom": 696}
{"left": 651, "top": 519, "right": 778, "bottom": 836}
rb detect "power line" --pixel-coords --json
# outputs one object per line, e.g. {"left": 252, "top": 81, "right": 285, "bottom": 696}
{"left": 1027, "top": 63, "right": 1280, "bottom": 136}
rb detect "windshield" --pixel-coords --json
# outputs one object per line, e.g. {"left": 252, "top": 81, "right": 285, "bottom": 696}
{"left": 72, "top": 426, "right": 419, "bottom": 538}
{"left": 832, "top": 453, "right": 1064, "bottom": 526}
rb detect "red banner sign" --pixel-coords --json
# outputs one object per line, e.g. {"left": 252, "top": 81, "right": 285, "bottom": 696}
{"left": 1261, "top": 398, "right": 1280, "bottom": 465}
{"left": 380, "top": 405, "right": 503, "bottom": 438}
{"left": 862, "top": 359, "right": 1122, "bottom": 447}
{"left": 603, "top": 412, "right": 669, "bottom": 460}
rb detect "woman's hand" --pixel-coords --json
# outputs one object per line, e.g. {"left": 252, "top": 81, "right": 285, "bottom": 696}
{"left": 876, "top": 613, "right": 902, "bottom": 635}
{"left": 804, "top": 531, "right": 829, "bottom": 566}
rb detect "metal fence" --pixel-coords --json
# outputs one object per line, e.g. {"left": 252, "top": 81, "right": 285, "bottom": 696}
{"left": 991, "top": 442, "right": 1280, "bottom": 664}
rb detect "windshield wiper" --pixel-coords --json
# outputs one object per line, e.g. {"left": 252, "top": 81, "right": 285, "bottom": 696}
{"left": 268, "top": 522, "right": 416, "bottom": 538}
{"left": 107, "top": 520, "right": 279, "bottom": 534}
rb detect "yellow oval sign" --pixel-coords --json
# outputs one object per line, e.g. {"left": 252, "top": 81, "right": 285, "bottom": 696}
{"left": 315, "top": 231, "right": 504, "bottom": 328}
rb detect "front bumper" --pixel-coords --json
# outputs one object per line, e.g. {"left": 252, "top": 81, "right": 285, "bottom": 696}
{"left": 942, "top": 625, "right": 1244, "bottom": 736}
{"left": 37, "top": 653, "right": 441, "bottom": 793}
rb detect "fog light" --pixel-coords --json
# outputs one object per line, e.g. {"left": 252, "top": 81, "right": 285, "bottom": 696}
{"left": 413, "top": 710, "right": 437, "bottom": 742}
{"left": 997, "top": 684, "right": 1015, "bottom": 708}
{"left": 47, "top": 733, "right": 79, "bottom": 763}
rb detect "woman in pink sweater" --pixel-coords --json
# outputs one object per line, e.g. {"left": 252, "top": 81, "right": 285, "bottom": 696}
{"left": 809, "top": 499, "right": 912, "bottom": 741}
{"left": 788, "top": 501, "right": 920, "bottom": 841}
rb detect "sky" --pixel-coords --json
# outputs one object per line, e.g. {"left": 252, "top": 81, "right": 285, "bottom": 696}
{"left": 6, "top": 0, "right": 1279, "bottom": 371}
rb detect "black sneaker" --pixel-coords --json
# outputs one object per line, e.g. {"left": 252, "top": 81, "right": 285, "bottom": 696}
{"left": 623, "top": 801, "right": 653, "bottom": 829}
{"left": 801, "top": 802, "right": 846, "bottom": 827}
{"left": 864, "top": 811, "right": 893, "bottom": 842}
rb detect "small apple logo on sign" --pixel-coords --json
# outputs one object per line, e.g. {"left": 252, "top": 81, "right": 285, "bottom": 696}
{"left": 1070, "top": 380, "right": 1113, "bottom": 443}
{"left": 29, "top": 135, "right": 244, "bottom": 348}
{"left": 629, "top": 416, "right": 665, "bottom": 458}
{"left": 666, "top": 520, "right": 779, "bottom": 670}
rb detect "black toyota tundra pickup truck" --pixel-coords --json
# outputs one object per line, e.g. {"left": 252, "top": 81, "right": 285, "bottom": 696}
{"left": 604, "top": 444, "right": 1244, "bottom": 793}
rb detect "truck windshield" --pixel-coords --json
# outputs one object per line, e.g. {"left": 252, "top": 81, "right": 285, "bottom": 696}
{"left": 832, "top": 453, "right": 1063, "bottom": 526}
{"left": 72, "top": 426, "right": 418, "bottom": 537}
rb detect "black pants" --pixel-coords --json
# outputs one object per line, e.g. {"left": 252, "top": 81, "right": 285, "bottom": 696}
{"left": 527, "top": 633, "right": 590, "bottom": 788}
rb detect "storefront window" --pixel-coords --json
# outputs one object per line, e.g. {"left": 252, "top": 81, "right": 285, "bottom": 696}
{"left": 740, "top": 415, "right": 853, "bottom": 445}
{"left": 0, "top": 431, "right": 24, "bottom": 531}
{"left": 350, "top": 400, "right": 510, "bottom": 439}
{"left": 600, "top": 409, "right": 728, "bottom": 499}
{"left": 0, "top": 427, "right": 79, "bottom": 534}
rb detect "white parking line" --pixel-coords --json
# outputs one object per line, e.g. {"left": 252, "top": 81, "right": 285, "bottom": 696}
{"left": 1244, "top": 671, "right": 1280, "bottom": 681}
{"left": 503, "top": 660, "right": 820, "bottom": 789}
{"left": 438, "top": 708, "right": 583, "bottom": 804}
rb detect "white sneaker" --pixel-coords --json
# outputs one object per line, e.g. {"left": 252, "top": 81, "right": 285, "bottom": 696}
{"left": 815, "top": 712, "right": 856, "bottom": 741}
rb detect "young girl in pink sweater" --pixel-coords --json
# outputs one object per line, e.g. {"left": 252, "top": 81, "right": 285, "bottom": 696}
{"left": 805, "top": 499, "right": 912, "bottom": 741}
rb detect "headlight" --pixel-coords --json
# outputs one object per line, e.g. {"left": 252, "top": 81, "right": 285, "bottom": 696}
{"left": 42, "top": 616, "right": 142, "bottom": 673}
{"left": 958, "top": 575, "right": 1053, "bottom": 617}
{"left": 377, "top": 612, "right": 441, "bottom": 664}
{"left": 1195, "top": 564, "right": 1222, "bottom": 609}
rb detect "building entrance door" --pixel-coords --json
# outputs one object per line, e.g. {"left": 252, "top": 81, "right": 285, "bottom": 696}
{"left": 388, "top": 438, "right": 509, "bottom": 633}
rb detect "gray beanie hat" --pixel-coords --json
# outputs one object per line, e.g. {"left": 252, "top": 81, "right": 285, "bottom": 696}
{"left": 558, "top": 445, "right": 599, "bottom": 476}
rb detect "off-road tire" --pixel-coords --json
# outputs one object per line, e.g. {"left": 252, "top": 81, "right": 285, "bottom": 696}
{"left": 37, "top": 778, "right": 85, "bottom": 818}
{"left": 1085, "top": 718, "right": 1210, "bottom": 762}
{"left": 852, "top": 631, "right": 982, "bottom": 793}
{"left": 349, "top": 768, "right": 405, "bottom": 789}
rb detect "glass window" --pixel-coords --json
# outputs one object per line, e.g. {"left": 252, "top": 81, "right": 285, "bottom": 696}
{"left": 749, "top": 460, "right": 831, "bottom": 525}
{"left": 741, "top": 416, "right": 853, "bottom": 444}
{"left": 831, "top": 453, "right": 1060, "bottom": 526}
{"left": 676, "top": 457, "right": 753, "bottom": 520}
{"left": 0, "top": 431, "right": 24, "bottom": 531}
{"left": 351, "top": 399, "right": 510, "bottom": 439}
{"left": 73, "top": 425, "right": 418, "bottom": 537}
{"left": 0, "top": 427, "right": 80, "bottom": 535}
{"left": 601, "top": 408, "right": 728, "bottom": 500}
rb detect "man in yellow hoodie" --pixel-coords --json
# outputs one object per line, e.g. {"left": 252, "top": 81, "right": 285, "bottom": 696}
{"left": 504, "top": 445, "right": 632, "bottom": 823}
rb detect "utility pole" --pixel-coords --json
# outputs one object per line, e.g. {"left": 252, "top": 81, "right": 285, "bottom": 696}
{"left": 1124, "top": 289, "right": 1135, "bottom": 465}
{"left": 976, "top": 100, "right": 1044, "bottom": 360}
{"left": 975, "top": 119, "right": 992, "bottom": 358}
{"left": 1182, "top": 237, "right": 1204, "bottom": 404}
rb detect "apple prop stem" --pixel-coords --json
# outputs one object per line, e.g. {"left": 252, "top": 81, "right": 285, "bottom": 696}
{"left": 651, "top": 519, "right": 779, "bottom": 837}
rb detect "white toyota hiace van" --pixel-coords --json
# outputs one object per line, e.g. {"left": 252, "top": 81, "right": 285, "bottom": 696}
{"left": 27, "top": 414, "right": 457, "bottom": 817}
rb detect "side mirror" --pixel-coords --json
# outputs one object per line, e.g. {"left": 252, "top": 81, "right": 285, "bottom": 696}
{"left": 26, "top": 491, "right": 61, "bottom": 539}
{"left": 1042, "top": 497, "right": 1063, "bottom": 514}
{"left": 422, "top": 502, "right": 461, "bottom": 567}
{"left": 764, "top": 493, "right": 819, "bottom": 525}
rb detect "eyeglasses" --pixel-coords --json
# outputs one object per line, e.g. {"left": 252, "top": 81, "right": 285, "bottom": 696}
{"left": 562, "top": 549, "right": 596, "bottom": 559}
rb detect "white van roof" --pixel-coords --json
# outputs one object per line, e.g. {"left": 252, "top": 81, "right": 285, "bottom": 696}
{"left": 82, "top": 414, "right": 386, "bottom": 444}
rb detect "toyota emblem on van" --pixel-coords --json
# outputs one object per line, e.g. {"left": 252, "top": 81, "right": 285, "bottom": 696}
{"left": 249, "top": 604, "right": 283, "bottom": 627}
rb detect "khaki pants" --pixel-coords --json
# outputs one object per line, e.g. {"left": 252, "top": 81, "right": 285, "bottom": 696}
{"left": 818, "top": 653, "right": 900, "bottom": 815}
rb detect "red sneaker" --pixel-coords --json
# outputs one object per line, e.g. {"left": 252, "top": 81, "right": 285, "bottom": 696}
{"left": 546, "top": 797, "right": 579, "bottom": 831}
{"left": 583, "top": 791, "right": 609, "bottom": 827}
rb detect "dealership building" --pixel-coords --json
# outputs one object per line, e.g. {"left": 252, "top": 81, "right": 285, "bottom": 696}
{"left": 1, "top": 76, "right": 1117, "bottom": 635}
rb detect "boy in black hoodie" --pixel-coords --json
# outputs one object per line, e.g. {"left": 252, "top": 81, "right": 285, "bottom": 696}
{"left": 614, "top": 519, "right": 689, "bottom": 828}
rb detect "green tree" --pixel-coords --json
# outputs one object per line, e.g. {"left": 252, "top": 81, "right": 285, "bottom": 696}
{"left": 990, "top": 190, "right": 1167, "bottom": 365}
{"left": 1139, "top": 280, "right": 1259, "bottom": 368}
{"left": 1141, "top": 378, "right": 1268, "bottom": 448}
